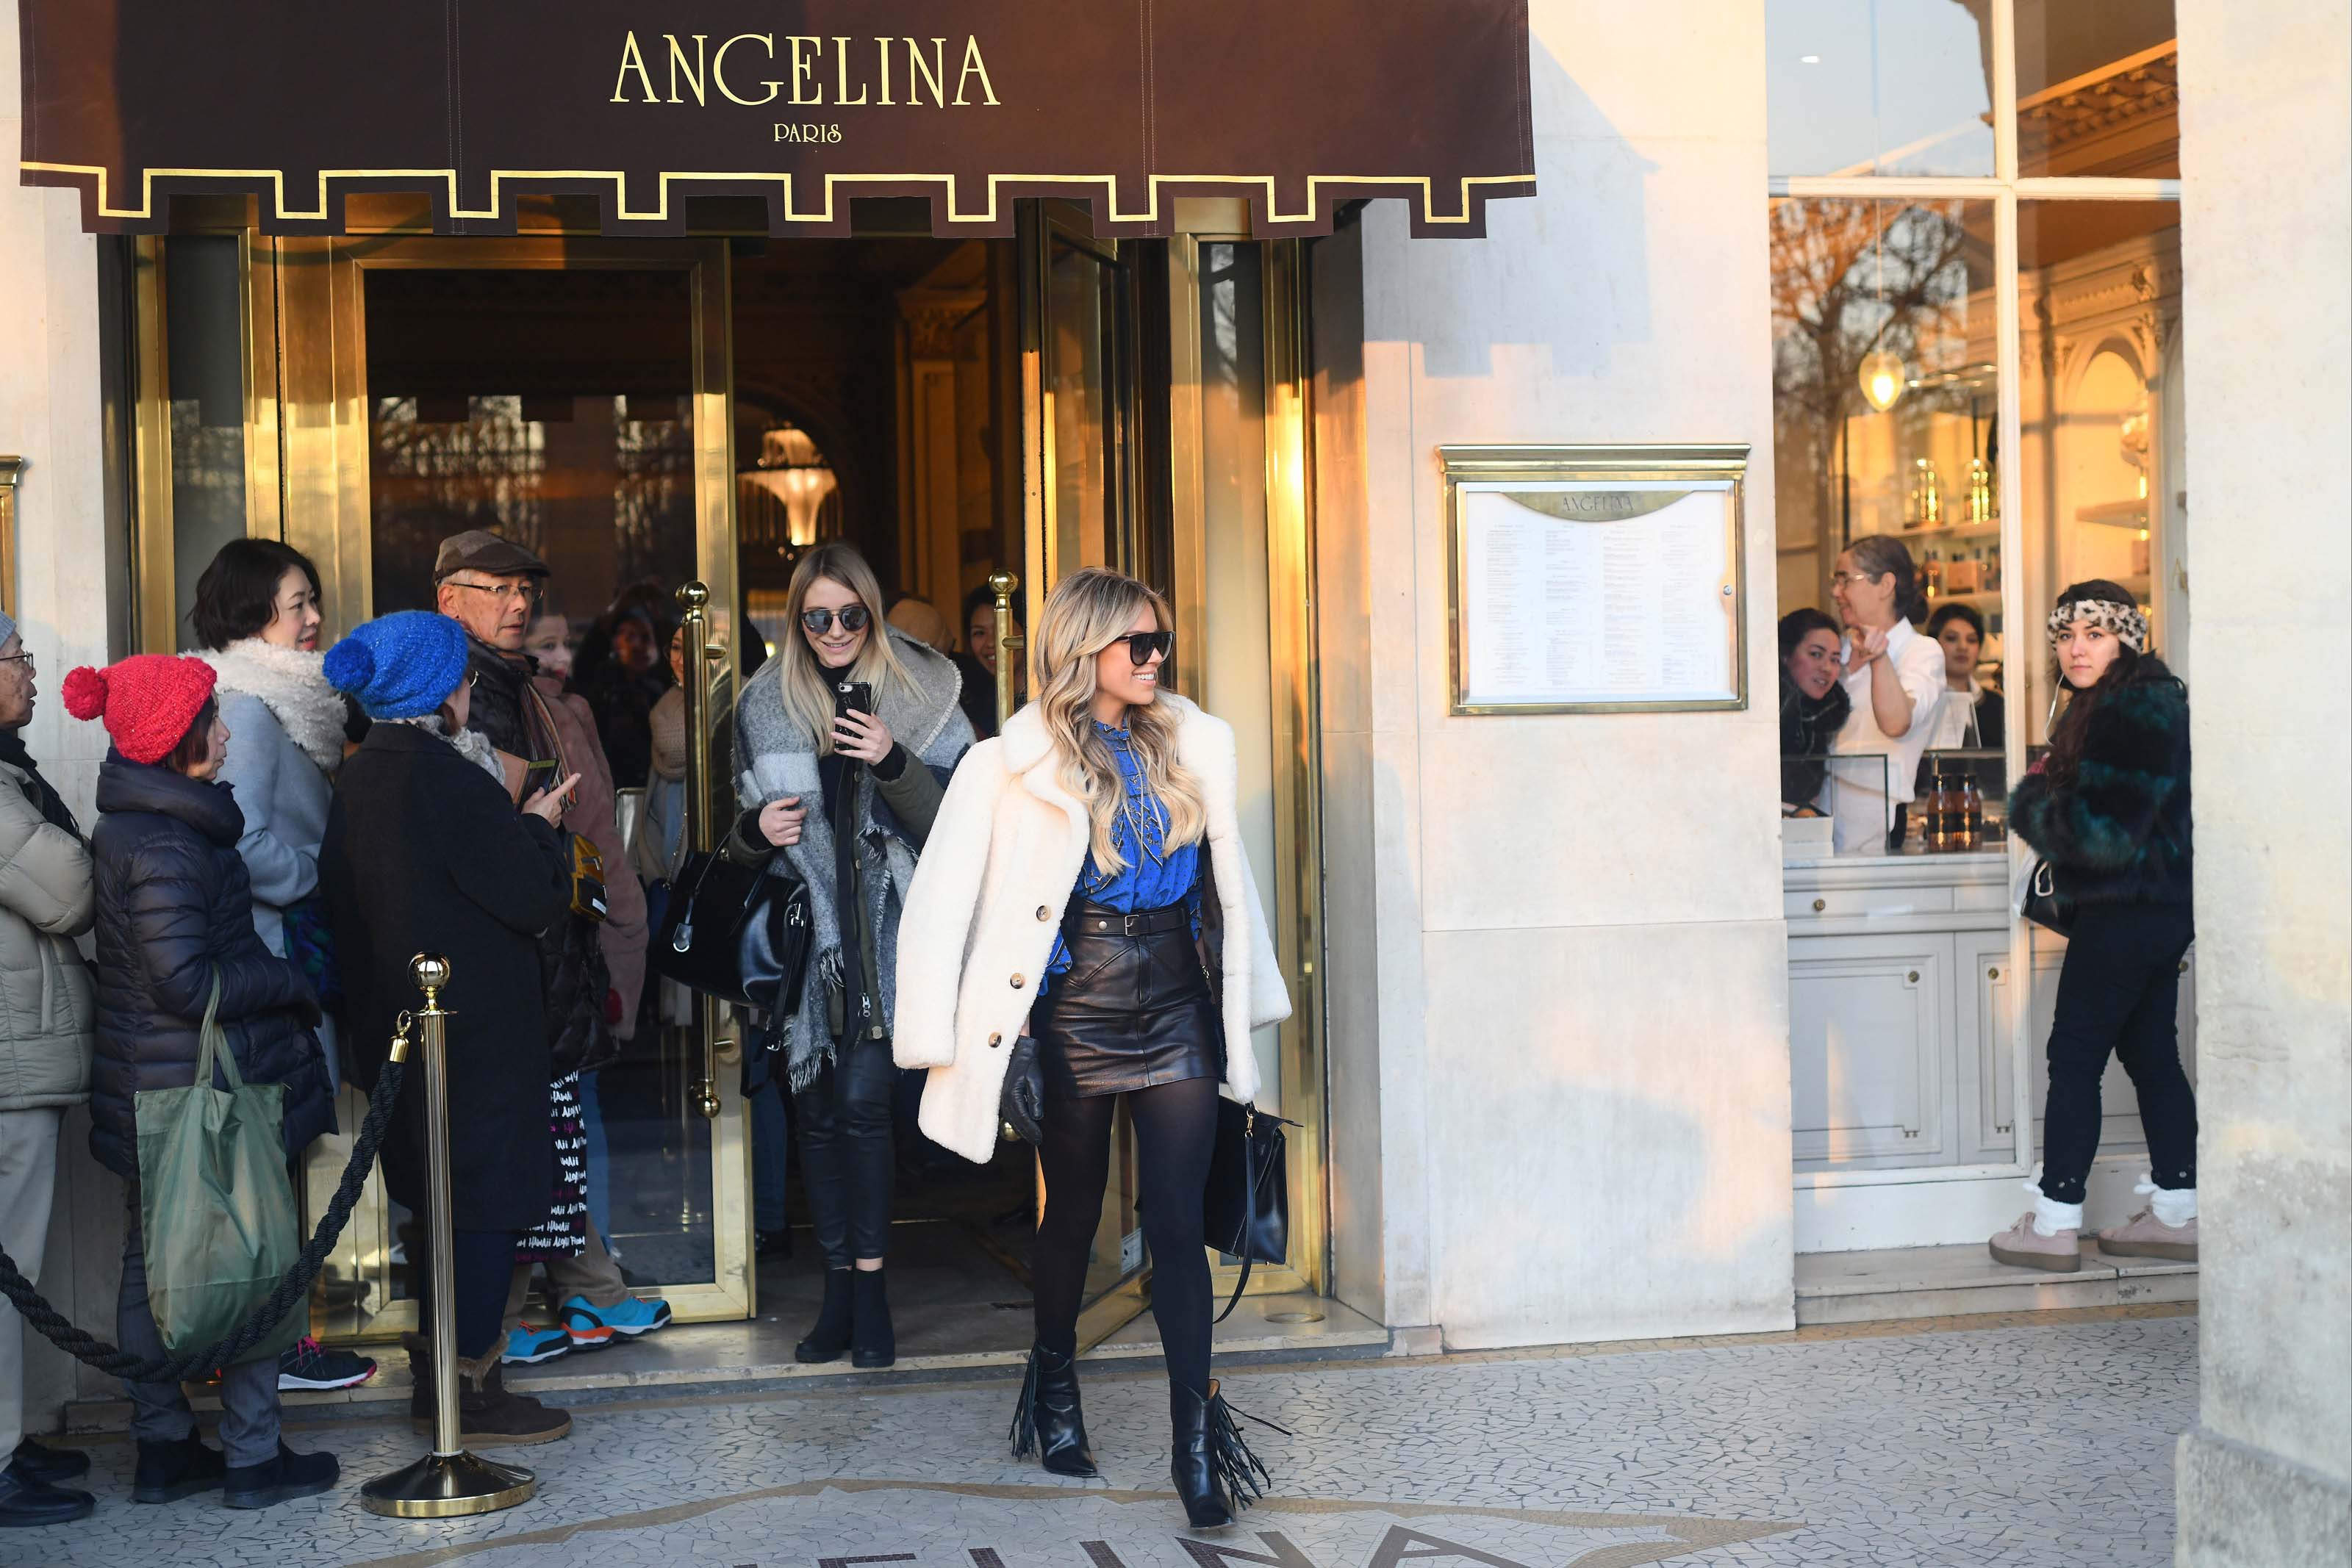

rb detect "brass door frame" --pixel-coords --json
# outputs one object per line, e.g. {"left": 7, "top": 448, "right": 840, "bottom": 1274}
{"left": 270, "top": 231, "right": 752, "bottom": 1329}
{"left": 1164, "top": 234, "right": 1330, "bottom": 1302}
{"left": 126, "top": 226, "right": 283, "bottom": 652}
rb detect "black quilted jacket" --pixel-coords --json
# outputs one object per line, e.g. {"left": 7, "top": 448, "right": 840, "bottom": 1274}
{"left": 86, "top": 753, "right": 334, "bottom": 1176}
{"left": 2010, "top": 658, "right": 2193, "bottom": 908}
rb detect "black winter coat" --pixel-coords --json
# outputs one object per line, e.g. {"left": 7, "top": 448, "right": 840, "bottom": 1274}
{"left": 320, "top": 723, "right": 573, "bottom": 1232}
{"left": 86, "top": 754, "right": 333, "bottom": 1177}
{"left": 2011, "top": 657, "right": 2193, "bottom": 908}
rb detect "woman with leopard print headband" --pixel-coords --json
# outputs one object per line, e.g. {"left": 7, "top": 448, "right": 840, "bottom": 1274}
{"left": 1990, "top": 578, "right": 2200, "bottom": 1277}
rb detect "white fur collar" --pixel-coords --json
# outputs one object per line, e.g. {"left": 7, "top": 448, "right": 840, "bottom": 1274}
{"left": 194, "top": 639, "right": 345, "bottom": 772}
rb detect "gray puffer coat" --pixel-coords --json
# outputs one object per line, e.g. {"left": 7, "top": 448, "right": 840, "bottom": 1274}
{"left": 0, "top": 744, "right": 95, "bottom": 1110}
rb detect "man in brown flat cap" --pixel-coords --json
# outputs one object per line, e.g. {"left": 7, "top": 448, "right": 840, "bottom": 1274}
{"left": 431, "top": 529, "right": 665, "bottom": 1378}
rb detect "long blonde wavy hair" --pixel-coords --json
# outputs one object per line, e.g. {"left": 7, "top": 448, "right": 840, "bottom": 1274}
{"left": 1033, "top": 567, "right": 1205, "bottom": 873}
{"left": 774, "top": 542, "right": 916, "bottom": 754}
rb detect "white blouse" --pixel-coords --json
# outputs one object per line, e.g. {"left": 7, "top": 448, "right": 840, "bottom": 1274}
{"left": 1821, "top": 618, "right": 1947, "bottom": 854}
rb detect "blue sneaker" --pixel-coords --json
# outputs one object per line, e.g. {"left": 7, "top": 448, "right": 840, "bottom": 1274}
{"left": 501, "top": 1323, "right": 572, "bottom": 1365}
{"left": 561, "top": 1292, "right": 673, "bottom": 1340}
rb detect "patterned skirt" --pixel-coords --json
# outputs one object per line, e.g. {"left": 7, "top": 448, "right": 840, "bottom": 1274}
{"left": 515, "top": 1072, "right": 589, "bottom": 1259}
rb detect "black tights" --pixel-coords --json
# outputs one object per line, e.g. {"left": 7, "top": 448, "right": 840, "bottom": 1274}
{"left": 1031, "top": 1076, "right": 1219, "bottom": 1395}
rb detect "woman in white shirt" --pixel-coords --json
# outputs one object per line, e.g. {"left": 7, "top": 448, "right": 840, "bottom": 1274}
{"left": 1822, "top": 534, "right": 1946, "bottom": 852}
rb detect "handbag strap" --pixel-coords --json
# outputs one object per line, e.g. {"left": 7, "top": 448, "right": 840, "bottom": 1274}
{"left": 1212, "top": 1104, "right": 1300, "bottom": 1326}
{"left": 196, "top": 967, "right": 245, "bottom": 1093}
{"left": 1213, "top": 1103, "right": 1258, "bottom": 1326}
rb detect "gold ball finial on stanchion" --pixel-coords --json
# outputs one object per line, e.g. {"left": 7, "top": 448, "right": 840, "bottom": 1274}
{"left": 677, "top": 580, "right": 709, "bottom": 611}
{"left": 409, "top": 952, "right": 451, "bottom": 1001}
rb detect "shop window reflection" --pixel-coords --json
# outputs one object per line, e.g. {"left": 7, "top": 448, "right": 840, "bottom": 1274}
{"left": 1765, "top": 0, "right": 1995, "bottom": 177}
{"left": 164, "top": 237, "right": 250, "bottom": 635}
{"left": 2015, "top": 1, "right": 2178, "bottom": 178}
{"left": 2015, "top": 201, "right": 2184, "bottom": 747}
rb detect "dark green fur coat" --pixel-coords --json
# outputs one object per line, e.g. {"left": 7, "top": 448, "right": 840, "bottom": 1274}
{"left": 2010, "top": 657, "right": 2192, "bottom": 907}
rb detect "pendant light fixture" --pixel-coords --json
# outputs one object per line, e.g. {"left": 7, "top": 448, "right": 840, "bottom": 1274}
{"left": 1857, "top": 201, "right": 1907, "bottom": 413}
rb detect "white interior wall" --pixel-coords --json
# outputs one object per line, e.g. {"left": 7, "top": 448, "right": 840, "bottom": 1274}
{"left": 1350, "top": 0, "right": 1793, "bottom": 1347}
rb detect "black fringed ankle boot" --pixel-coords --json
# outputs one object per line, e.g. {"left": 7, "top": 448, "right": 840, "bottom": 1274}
{"left": 796, "top": 1269, "right": 854, "bottom": 1363}
{"left": 1010, "top": 1343, "right": 1098, "bottom": 1477}
{"left": 1169, "top": 1378, "right": 1276, "bottom": 1528}
{"left": 850, "top": 1267, "right": 895, "bottom": 1369}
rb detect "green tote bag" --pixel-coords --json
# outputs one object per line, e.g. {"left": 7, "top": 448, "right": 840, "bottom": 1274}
{"left": 133, "top": 969, "right": 306, "bottom": 1365}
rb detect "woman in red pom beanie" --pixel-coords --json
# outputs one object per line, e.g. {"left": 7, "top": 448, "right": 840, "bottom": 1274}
{"left": 71, "top": 654, "right": 343, "bottom": 1508}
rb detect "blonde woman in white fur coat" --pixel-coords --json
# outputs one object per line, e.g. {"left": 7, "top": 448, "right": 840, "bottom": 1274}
{"left": 893, "top": 567, "right": 1289, "bottom": 1531}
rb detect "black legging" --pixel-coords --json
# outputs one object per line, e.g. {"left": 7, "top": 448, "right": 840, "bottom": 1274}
{"left": 418, "top": 1228, "right": 520, "bottom": 1362}
{"left": 2039, "top": 900, "right": 2199, "bottom": 1204}
{"left": 1032, "top": 1076, "right": 1219, "bottom": 1394}
{"left": 796, "top": 1034, "right": 895, "bottom": 1266}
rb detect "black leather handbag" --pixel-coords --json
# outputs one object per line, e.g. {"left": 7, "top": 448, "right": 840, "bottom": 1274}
{"left": 648, "top": 849, "right": 813, "bottom": 1014}
{"left": 2018, "top": 857, "right": 2076, "bottom": 938}
{"left": 1205, "top": 1099, "right": 1297, "bottom": 1323}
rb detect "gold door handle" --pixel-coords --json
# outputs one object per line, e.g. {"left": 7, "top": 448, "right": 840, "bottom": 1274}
{"left": 1812, "top": 898, "right": 1826, "bottom": 912}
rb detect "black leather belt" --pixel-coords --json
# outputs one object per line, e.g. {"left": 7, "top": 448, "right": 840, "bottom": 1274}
{"left": 1065, "top": 902, "right": 1191, "bottom": 938}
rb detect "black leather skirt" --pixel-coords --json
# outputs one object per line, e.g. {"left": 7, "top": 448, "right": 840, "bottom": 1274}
{"left": 1033, "top": 902, "right": 1221, "bottom": 1100}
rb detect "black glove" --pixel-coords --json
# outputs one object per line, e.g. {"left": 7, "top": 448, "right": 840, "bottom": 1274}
{"left": 999, "top": 1034, "right": 1046, "bottom": 1146}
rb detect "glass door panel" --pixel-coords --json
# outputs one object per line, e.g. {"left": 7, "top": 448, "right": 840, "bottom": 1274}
{"left": 1022, "top": 204, "right": 1155, "bottom": 1345}
{"left": 281, "top": 235, "right": 748, "bottom": 1341}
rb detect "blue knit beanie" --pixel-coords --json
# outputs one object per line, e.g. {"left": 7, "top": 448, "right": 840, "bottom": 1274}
{"left": 323, "top": 612, "right": 470, "bottom": 719}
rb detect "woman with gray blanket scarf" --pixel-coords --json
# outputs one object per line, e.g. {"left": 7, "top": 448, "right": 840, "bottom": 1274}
{"left": 723, "top": 543, "right": 972, "bottom": 1369}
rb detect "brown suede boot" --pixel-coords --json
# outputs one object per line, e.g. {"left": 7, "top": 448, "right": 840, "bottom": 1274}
{"left": 406, "top": 1338, "right": 572, "bottom": 1447}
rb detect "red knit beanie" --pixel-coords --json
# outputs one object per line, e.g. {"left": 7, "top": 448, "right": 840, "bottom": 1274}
{"left": 61, "top": 655, "right": 219, "bottom": 766}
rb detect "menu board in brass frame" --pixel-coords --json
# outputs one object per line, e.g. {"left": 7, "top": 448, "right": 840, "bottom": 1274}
{"left": 1441, "top": 444, "right": 1750, "bottom": 716}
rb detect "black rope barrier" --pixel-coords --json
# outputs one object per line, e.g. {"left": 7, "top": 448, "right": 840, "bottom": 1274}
{"left": 0, "top": 1057, "right": 409, "bottom": 1384}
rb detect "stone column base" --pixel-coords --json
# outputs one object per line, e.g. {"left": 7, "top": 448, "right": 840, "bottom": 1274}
{"left": 2176, "top": 1425, "right": 2351, "bottom": 1567}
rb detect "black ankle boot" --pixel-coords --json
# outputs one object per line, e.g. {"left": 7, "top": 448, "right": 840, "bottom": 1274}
{"left": 1169, "top": 1379, "right": 1276, "bottom": 1529}
{"left": 1011, "top": 1343, "right": 1097, "bottom": 1476}
{"left": 850, "top": 1268, "right": 895, "bottom": 1369}
{"left": 796, "top": 1269, "right": 855, "bottom": 1363}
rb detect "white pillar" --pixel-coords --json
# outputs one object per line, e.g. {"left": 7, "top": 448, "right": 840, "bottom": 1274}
{"left": 2174, "top": 2, "right": 2352, "bottom": 1562}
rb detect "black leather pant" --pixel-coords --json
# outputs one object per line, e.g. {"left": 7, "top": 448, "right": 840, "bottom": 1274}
{"left": 795, "top": 1034, "right": 894, "bottom": 1267}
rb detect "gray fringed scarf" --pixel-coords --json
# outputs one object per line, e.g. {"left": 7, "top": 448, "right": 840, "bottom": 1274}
{"left": 731, "top": 628, "right": 971, "bottom": 1090}
{"left": 387, "top": 713, "right": 506, "bottom": 784}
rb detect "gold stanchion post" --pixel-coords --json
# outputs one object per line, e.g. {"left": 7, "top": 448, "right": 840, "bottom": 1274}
{"left": 989, "top": 570, "right": 1023, "bottom": 733}
{"left": 360, "top": 954, "right": 536, "bottom": 1518}
{"left": 678, "top": 582, "right": 723, "bottom": 1121}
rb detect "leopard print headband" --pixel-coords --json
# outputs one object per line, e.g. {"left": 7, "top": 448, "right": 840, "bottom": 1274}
{"left": 2046, "top": 598, "right": 2148, "bottom": 653}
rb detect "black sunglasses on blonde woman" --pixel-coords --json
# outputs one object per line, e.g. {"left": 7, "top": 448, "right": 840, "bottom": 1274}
{"left": 800, "top": 605, "right": 872, "bottom": 636}
{"left": 1120, "top": 630, "right": 1173, "bottom": 666}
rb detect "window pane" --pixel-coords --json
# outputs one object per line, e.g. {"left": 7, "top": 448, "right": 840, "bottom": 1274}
{"left": 2015, "top": 201, "right": 2184, "bottom": 751}
{"left": 1767, "top": 0, "right": 1995, "bottom": 177}
{"left": 165, "top": 236, "right": 249, "bottom": 636}
{"left": 2015, "top": 0, "right": 2179, "bottom": 178}
{"left": 1769, "top": 196, "right": 2002, "bottom": 855}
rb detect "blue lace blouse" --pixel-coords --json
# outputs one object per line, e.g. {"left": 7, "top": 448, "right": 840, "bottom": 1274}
{"left": 1039, "top": 722, "right": 1202, "bottom": 993}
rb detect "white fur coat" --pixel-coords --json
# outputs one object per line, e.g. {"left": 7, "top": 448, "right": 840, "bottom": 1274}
{"left": 892, "top": 693, "right": 1291, "bottom": 1163}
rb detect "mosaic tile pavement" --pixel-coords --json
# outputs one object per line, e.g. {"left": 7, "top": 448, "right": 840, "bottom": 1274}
{"left": 13, "top": 1312, "right": 2195, "bottom": 1568}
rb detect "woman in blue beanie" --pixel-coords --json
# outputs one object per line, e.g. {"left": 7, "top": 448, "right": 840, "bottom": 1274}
{"left": 316, "top": 611, "right": 581, "bottom": 1447}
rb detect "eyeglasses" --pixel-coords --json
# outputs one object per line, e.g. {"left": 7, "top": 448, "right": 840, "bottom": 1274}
{"left": 448, "top": 579, "right": 542, "bottom": 608}
{"left": 800, "top": 605, "right": 872, "bottom": 636}
{"left": 0, "top": 652, "right": 32, "bottom": 668}
{"left": 1116, "top": 630, "right": 1174, "bottom": 666}
{"left": 1829, "top": 570, "right": 1890, "bottom": 590}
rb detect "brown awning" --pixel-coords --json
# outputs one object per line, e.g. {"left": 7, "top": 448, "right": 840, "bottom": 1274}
{"left": 19, "top": 1, "right": 1535, "bottom": 238}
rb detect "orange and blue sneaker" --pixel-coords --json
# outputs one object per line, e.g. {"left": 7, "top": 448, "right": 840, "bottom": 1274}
{"left": 501, "top": 1323, "right": 573, "bottom": 1365}
{"left": 560, "top": 1293, "right": 672, "bottom": 1343}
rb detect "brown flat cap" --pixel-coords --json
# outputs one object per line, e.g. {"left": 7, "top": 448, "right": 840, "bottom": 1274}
{"left": 433, "top": 528, "right": 548, "bottom": 581}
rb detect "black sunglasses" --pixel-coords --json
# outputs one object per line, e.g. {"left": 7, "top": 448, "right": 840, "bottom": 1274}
{"left": 800, "top": 605, "right": 872, "bottom": 636}
{"left": 1117, "top": 630, "right": 1174, "bottom": 666}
